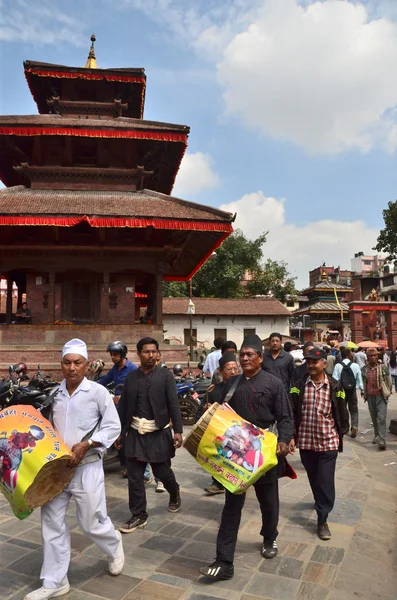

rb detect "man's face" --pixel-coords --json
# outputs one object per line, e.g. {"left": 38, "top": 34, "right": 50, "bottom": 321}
{"left": 303, "top": 345, "right": 315, "bottom": 358}
{"left": 110, "top": 352, "right": 122, "bottom": 366}
{"left": 367, "top": 351, "right": 378, "bottom": 366}
{"left": 138, "top": 344, "right": 158, "bottom": 369}
{"left": 306, "top": 358, "right": 326, "bottom": 377}
{"left": 270, "top": 336, "right": 282, "bottom": 352}
{"left": 221, "top": 361, "right": 239, "bottom": 383}
{"left": 156, "top": 351, "right": 162, "bottom": 365}
{"left": 61, "top": 354, "right": 88, "bottom": 386}
{"left": 22, "top": 303, "right": 27, "bottom": 309}
{"left": 239, "top": 347, "right": 263, "bottom": 374}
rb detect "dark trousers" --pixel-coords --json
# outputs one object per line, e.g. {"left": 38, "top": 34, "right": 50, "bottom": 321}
{"left": 300, "top": 450, "right": 338, "bottom": 525}
{"left": 216, "top": 477, "right": 279, "bottom": 564}
{"left": 126, "top": 458, "right": 179, "bottom": 520}
{"left": 344, "top": 388, "right": 358, "bottom": 428}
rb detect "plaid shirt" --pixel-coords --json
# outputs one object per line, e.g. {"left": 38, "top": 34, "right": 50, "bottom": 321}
{"left": 298, "top": 376, "right": 339, "bottom": 451}
{"left": 365, "top": 366, "right": 382, "bottom": 396}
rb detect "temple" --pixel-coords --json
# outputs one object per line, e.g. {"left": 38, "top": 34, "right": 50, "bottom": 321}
{"left": 0, "top": 36, "right": 234, "bottom": 372}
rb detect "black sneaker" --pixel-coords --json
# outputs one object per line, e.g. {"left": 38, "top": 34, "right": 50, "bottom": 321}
{"left": 168, "top": 490, "right": 181, "bottom": 513}
{"left": 119, "top": 516, "right": 147, "bottom": 534}
{"left": 378, "top": 441, "right": 387, "bottom": 450}
{"left": 204, "top": 483, "right": 225, "bottom": 495}
{"left": 317, "top": 522, "right": 331, "bottom": 540}
{"left": 261, "top": 539, "right": 278, "bottom": 559}
{"left": 200, "top": 560, "right": 234, "bottom": 580}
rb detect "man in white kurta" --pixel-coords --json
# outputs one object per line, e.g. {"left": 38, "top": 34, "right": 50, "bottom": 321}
{"left": 25, "top": 338, "right": 124, "bottom": 600}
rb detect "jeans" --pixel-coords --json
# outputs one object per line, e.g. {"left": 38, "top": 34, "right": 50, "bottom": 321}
{"left": 144, "top": 464, "right": 159, "bottom": 483}
{"left": 344, "top": 388, "right": 358, "bottom": 429}
{"left": 367, "top": 395, "right": 388, "bottom": 443}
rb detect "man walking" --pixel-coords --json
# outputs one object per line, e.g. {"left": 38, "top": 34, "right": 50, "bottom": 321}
{"left": 262, "top": 332, "right": 295, "bottom": 392}
{"left": 200, "top": 334, "right": 293, "bottom": 580}
{"left": 290, "top": 348, "right": 349, "bottom": 541}
{"left": 118, "top": 337, "right": 183, "bottom": 533}
{"left": 203, "top": 337, "right": 225, "bottom": 377}
{"left": 25, "top": 339, "right": 124, "bottom": 600}
{"left": 354, "top": 347, "right": 367, "bottom": 369}
{"left": 204, "top": 351, "right": 239, "bottom": 496}
{"left": 99, "top": 341, "right": 137, "bottom": 477}
{"left": 332, "top": 347, "right": 364, "bottom": 438}
{"left": 362, "top": 348, "right": 392, "bottom": 450}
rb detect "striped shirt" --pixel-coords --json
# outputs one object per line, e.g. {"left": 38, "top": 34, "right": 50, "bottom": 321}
{"left": 298, "top": 376, "right": 339, "bottom": 452}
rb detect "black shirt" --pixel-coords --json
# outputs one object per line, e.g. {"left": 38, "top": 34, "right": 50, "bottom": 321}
{"left": 262, "top": 349, "right": 295, "bottom": 391}
{"left": 224, "top": 370, "right": 294, "bottom": 445}
{"left": 134, "top": 369, "right": 155, "bottom": 420}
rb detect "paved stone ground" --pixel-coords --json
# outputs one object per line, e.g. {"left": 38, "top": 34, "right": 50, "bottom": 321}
{"left": 1, "top": 396, "right": 397, "bottom": 600}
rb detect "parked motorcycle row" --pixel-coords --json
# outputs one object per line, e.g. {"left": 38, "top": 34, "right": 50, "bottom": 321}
{"left": 0, "top": 362, "right": 212, "bottom": 425}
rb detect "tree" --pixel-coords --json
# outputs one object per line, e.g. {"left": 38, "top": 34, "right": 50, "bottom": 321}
{"left": 162, "top": 281, "right": 187, "bottom": 297}
{"left": 246, "top": 259, "right": 297, "bottom": 303}
{"left": 192, "top": 230, "right": 267, "bottom": 298}
{"left": 375, "top": 201, "right": 397, "bottom": 260}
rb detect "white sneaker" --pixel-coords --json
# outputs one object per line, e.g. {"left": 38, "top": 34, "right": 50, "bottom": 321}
{"left": 156, "top": 481, "right": 166, "bottom": 493}
{"left": 24, "top": 582, "right": 70, "bottom": 600}
{"left": 108, "top": 530, "right": 125, "bottom": 576}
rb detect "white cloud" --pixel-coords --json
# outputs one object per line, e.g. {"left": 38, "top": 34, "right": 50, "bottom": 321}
{"left": 220, "top": 191, "right": 380, "bottom": 288}
{"left": 218, "top": 0, "right": 397, "bottom": 154}
{"left": 173, "top": 152, "right": 220, "bottom": 197}
{"left": 0, "top": 0, "right": 85, "bottom": 46}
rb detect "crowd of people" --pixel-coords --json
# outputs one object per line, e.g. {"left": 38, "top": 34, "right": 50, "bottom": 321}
{"left": 23, "top": 332, "right": 393, "bottom": 598}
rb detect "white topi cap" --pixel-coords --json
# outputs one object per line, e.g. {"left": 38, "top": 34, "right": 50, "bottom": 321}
{"left": 61, "top": 338, "right": 88, "bottom": 359}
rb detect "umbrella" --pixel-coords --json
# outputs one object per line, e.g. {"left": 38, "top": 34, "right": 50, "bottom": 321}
{"left": 356, "top": 340, "right": 381, "bottom": 349}
{"left": 339, "top": 341, "right": 358, "bottom": 350}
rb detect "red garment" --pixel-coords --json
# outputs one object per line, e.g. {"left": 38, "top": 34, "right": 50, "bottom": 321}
{"left": 366, "top": 366, "right": 382, "bottom": 396}
{"left": 9, "top": 432, "right": 36, "bottom": 449}
{"left": 298, "top": 377, "right": 339, "bottom": 452}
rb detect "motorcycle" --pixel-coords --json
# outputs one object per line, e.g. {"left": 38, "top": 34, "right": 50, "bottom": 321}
{"left": 175, "top": 373, "right": 212, "bottom": 425}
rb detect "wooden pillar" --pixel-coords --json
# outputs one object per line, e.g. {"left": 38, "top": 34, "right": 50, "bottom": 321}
{"left": 48, "top": 271, "right": 56, "bottom": 323}
{"left": 5, "top": 274, "right": 13, "bottom": 324}
{"left": 101, "top": 271, "right": 110, "bottom": 323}
{"left": 153, "top": 264, "right": 163, "bottom": 325}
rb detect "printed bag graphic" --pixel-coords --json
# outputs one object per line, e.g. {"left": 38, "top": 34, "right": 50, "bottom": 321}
{"left": 0, "top": 405, "right": 75, "bottom": 520}
{"left": 184, "top": 403, "right": 278, "bottom": 494}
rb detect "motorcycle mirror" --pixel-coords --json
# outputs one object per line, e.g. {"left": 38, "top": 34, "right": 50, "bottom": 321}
{"left": 9, "top": 364, "right": 14, "bottom": 373}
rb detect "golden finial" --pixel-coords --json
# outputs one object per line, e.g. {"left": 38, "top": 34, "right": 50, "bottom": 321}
{"left": 85, "top": 34, "right": 98, "bottom": 69}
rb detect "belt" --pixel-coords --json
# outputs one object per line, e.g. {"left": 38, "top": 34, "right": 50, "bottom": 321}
{"left": 130, "top": 417, "right": 170, "bottom": 435}
{"left": 78, "top": 452, "right": 101, "bottom": 466}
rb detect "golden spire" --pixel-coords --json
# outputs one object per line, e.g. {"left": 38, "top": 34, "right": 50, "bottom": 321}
{"left": 85, "top": 34, "right": 98, "bottom": 69}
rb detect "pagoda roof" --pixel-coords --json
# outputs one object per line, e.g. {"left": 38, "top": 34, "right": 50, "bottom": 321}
{"left": 0, "top": 115, "right": 189, "bottom": 193}
{"left": 301, "top": 280, "right": 353, "bottom": 294}
{"left": 0, "top": 186, "right": 234, "bottom": 281}
{"left": 0, "top": 186, "right": 230, "bottom": 224}
{"left": 293, "top": 301, "right": 350, "bottom": 315}
{"left": 24, "top": 60, "right": 147, "bottom": 119}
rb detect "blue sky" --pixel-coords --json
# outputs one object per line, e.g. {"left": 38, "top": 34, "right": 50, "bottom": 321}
{"left": 1, "top": 0, "right": 396, "bottom": 287}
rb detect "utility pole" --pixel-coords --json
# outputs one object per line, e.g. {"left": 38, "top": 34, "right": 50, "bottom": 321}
{"left": 188, "top": 279, "right": 195, "bottom": 362}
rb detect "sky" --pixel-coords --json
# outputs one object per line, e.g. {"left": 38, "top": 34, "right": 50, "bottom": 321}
{"left": 0, "top": 0, "right": 396, "bottom": 288}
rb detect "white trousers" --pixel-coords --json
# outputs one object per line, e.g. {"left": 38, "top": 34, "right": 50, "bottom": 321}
{"left": 40, "top": 460, "right": 119, "bottom": 589}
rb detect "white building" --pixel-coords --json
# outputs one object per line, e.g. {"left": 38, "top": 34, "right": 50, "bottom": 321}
{"left": 351, "top": 252, "right": 385, "bottom": 274}
{"left": 163, "top": 297, "right": 290, "bottom": 349}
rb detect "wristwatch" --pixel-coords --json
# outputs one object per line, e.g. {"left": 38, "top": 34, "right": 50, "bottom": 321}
{"left": 87, "top": 439, "right": 94, "bottom": 447}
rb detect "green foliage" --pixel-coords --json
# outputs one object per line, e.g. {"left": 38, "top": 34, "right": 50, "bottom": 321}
{"left": 375, "top": 201, "right": 397, "bottom": 260}
{"left": 190, "top": 229, "right": 297, "bottom": 300}
{"left": 246, "top": 259, "right": 297, "bottom": 303}
{"left": 162, "top": 281, "right": 187, "bottom": 297}
{"left": 192, "top": 230, "right": 267, "bottom": 298}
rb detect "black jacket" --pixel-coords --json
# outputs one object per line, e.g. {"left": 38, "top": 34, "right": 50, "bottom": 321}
{"left": 118, "top": 366, "right": 183, "bottom": 435}
{"left": 289, "top": 375, "right": 349, "bottom": 452}
{"left": 207, "top": 381, "right": 225, "bottom": 405}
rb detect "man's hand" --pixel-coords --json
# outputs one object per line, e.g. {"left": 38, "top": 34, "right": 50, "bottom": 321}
{"left": 114, "top": 436, "right": 122, "bottom": 450}
{"left": 113, "top": 395, "right": 121, "bottom": 406}
{"left": 288, "top": 439, "right": 296, "bottom": 454}
{"left": 69, "top": 441, "right": 90, "bottom": 468}
{"left": 174, "top": 433, "right": 183, "bottom": 449}
{"left": 276, "top": 442, "right": 289, "bottom": 457}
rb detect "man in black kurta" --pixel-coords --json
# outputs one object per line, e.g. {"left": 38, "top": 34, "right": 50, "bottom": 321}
{"left": 201, "top": 335, "right": 294, "bottom": 581}
{"left": 117, "top": 337, "right": 183, "bottom": 533}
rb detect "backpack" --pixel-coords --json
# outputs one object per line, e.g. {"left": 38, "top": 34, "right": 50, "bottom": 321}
{"left": 340, "top": 361, "right": 356, "bottom": 391}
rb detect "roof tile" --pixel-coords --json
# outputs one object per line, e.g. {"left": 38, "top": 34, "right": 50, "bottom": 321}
{"left": 163, "top": 297, "right": 291, "bottom": 316}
